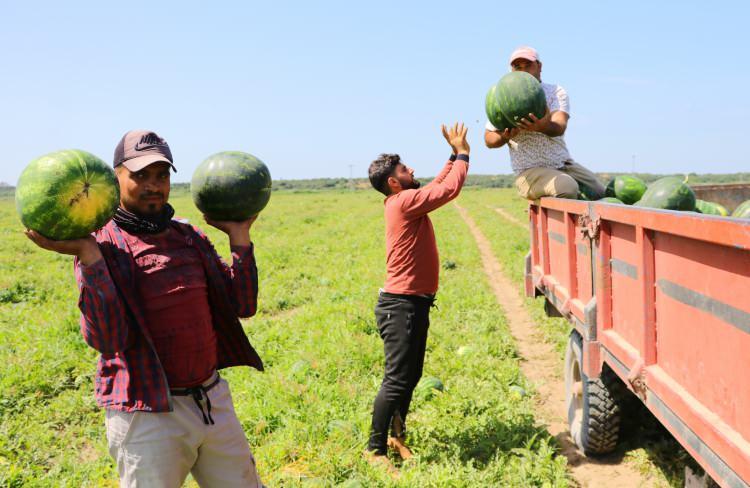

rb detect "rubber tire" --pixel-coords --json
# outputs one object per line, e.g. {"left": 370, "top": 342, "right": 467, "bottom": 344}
{"left": 564, "top": 330, "right": 624, "bottom": 455}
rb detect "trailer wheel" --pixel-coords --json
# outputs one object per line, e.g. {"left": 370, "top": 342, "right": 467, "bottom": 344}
{"left": 565, "top": 331, "right": 623, "bottom": 455}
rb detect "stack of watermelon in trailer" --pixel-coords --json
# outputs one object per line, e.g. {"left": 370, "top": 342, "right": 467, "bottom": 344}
{"left": 597, "top": 174, "right": 750, "bottom": 219}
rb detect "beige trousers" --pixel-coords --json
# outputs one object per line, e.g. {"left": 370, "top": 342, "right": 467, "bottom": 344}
{"left": 105, "top": 377, "right": 262, "bottom": 488}
{"left": 514, "top": 161, "right": 605, "bottom": 200}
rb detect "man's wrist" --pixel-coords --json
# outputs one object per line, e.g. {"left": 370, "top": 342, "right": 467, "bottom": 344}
{"left": 456, "top": 153, "right": 470, "bottom": 162}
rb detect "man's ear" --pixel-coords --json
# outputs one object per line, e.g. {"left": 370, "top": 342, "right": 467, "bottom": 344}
{"left": 387, "top": 175, "right": 400, "bottom": 193}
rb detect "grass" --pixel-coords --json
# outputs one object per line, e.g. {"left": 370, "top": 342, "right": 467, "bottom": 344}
{"left": 0, "top": 186, "right": 701, "bottom": 486}
{"left": 0, "top": 189, "right": 569, "bottom": 486}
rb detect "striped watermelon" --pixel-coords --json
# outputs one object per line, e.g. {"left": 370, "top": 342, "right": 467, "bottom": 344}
{"left": 695, "top": 199, "right": 729, "bottom": 216}
{"left": 485, "top": 71, "right": 546, "bottom": 131}
{"left": 732, "top": 200, "right": 750, "bottom": 219}
{"left": 605, "top": 175, "right": 647, "bottom": 205}
{"left": 15, "top": 150, "right": 119, "bottom": 240}
{"left": 634, "top": 176, "right": 696, "bottom": 211}
{"left": 191, "top": 151, "right": 272, "bottom": 221}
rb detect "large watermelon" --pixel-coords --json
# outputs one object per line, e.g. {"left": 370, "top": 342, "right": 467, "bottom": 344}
{"left": 634, "top": 176, "right": 696, "bottom": 211}
{"left": 732, "top": 200, "right": 750, "bottom": 219}
{"left": 485, "top": 71, "right": 546, "bottom": 131}
{"left": 15, "top": 150, "right": 119, "bottom": 240}
{"left": 191, "top": 151, "right": 272, "bottom": 221}
{"left": 695, "top": 199, "right": 729, "bottom": 216}
{"left": 605, "top": 175, "right": 647, "bottom": 205}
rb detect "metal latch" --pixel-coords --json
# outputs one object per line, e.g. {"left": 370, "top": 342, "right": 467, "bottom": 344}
{"left": 578, "top": 214, "right": 601, "bottom": 241}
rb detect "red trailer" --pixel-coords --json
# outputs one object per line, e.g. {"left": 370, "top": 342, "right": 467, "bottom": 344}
{"left": 525, "top": 188, "right": 750, "bottom": 487}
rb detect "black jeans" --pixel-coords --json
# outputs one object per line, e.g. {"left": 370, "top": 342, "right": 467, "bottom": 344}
{"left": 367, "top": 292, "right": 433, "bottom": 454}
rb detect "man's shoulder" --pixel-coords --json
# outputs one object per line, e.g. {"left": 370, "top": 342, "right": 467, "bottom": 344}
{"left": 541, "top": 82, "right": 566, "bottom": 95}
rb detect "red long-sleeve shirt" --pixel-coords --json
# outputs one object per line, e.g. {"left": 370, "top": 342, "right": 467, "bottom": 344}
{"left": 382, "top": 154, "right": 469, "bottom": 295}
{"left": 75, "top": 219, "right": 263, "bottom": 412}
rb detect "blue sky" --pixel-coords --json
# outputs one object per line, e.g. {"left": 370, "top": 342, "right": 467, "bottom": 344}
{"left": 1, "top": 1, "right": 748, "bottom": 185}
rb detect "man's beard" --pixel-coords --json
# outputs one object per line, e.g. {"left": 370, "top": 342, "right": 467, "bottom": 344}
{"left": 406, "top": 178, "right": 421, "bottom": 189}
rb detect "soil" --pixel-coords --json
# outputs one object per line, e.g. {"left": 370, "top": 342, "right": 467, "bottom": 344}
{"left": 455, "top": 202, "right": 657, "bottom": 488}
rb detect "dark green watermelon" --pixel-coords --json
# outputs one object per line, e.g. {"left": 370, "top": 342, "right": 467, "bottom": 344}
{"left": 191, "top": 151, "right": 272, "bottom": 221}
{"left": 485, "top": 84, "right": 514, "bottom": 131}
{"left": 634, "top": 177, "right": 696, "bottom": 211}
{"left": 485, "top": 71, "right": 546, "bottom": 130}
{"left": 695, "top": 199, "right": 728, "bottom": 216}
{"left": 16, "top": 149, "right": 119, "bottom": 240}
{"left": 605, "top": 175, "right": 647, "bottom": 205}
{"left": 732, "top": 200, "right": 750, "bottom": 219}
{"left": 415, "top": 376, "right": 444, "bottom": 400}
{"left": 577, "top": 182, "right": 602, "bottom": 201}
{"left": 598, "top": 197, "right": 624, "bottom": 204}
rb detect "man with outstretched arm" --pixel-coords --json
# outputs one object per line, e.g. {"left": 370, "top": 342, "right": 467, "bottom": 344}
{"left": 25, "top": 130, "right": 264, "bottom": 487}
{"left": 365, "top": 122, "right": 470, "bottom": 470}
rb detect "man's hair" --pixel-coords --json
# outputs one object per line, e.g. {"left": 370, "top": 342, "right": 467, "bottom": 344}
{"left": 368, "top": 153, "right": 401, "bottom": 196}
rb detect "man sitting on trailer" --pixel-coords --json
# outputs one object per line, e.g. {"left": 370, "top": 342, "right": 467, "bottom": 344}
{"left": 484, "top": 46, "right": 605, "bottom": 201}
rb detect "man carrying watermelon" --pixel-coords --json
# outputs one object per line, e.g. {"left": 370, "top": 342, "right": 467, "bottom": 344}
{"left": 25, "top": 130, "right": 264, "bottom": 487}
{"left": 365, "top": 123, "right": 470, "bottom": 471}
{"left": 485, "top": 46, "right": 605, "bottom": 200}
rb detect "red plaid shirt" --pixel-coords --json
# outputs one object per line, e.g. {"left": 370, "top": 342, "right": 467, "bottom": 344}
{"left": 75, "top": 219, "right": 263, "bottom": 412}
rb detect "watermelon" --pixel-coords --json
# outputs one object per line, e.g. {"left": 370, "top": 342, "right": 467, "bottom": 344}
{"left": 485, "top": 71, "right": 546, "bottom": 131}
{"left": 634, "top": 176, "right": 696, "bottom": 211}
{"left": 415, "top": 376, "right": 444, "bottom": 400}
{"left": 485, "top": 83, "right": 513, "bottom": 131}
{"left": 732, "top": 200, "right": 750, "bottom": 219}
{"left": 605, "top": 175, "right": 647, "bottom": 205}
{"left": 577, "top": 182, "right": 602, "bottom": 201}
{"left": 15, "top": 150, "right": 119, "bottom": 240}
{"left": 695, "top": 199, "right": 729, "bottom": 216}
{"left": 191, "top": 151, "right": 272, "bottom": 221}
{"left": 598, "top": 197, "right": 624, "bottom": 204}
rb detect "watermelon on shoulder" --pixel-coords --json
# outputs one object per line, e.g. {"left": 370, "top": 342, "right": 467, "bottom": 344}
{"left": 485, "top": 71, "right": 546, "bottom": 131}
{"left": 191, "top": 151, "right": 272, "bottom": 221}
{"left": 15, "top": 149, "right": 119, "bottom": 240}
{"left": 634, "top": 176, "right": 696, "bottom": 211}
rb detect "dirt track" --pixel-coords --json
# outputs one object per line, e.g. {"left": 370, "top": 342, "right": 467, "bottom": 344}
{"left": 455, "top": 203, "right": 654, "bottom": 488}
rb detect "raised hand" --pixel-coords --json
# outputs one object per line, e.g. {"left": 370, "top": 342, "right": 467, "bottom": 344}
{"left": 203, "top": 214, "right": 258, "bottom": 247}
{"left": 441, "top": 122, "right": 470, "bottom": 155}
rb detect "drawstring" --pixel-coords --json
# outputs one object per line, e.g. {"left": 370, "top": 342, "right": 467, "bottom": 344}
{"left": 170, "top": 372, "right": 221, "bottom": 425}
{"left": 187, "top": 386, "right": 215, "bottom": 425}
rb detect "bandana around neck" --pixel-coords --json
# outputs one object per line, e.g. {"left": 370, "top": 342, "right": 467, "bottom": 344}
{"left": 113, "top": 204, "right": 176, "bottom": 234}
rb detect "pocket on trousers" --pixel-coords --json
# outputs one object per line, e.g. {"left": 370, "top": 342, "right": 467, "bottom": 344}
{"left": 105, "top": 409, "right": 139, "bottom": 450}
{"left": 405, "top": 312, "right": 414, "bottom": 336}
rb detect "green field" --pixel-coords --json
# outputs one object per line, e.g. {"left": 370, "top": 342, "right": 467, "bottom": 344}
{"left": 0, "top": 188, "right": 689, "bottom": 486}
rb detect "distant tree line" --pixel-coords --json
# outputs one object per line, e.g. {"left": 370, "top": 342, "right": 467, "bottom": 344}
{"left": 2, "top": 173, "right": 749, "bottom": 198}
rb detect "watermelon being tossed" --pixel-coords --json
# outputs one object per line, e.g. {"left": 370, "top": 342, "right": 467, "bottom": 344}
{"left": 634, "top": 176, "right": 696, "bottom": 211}
{"left": 191, "top": 151, "right": 272, "bottom": 221}
{"left": 605, "top": 175, "right": 647, "bottom": 205}
{"left": 485, "top": 71, "right": 547, "bottom": 131}
{"left": 15, "top": 149, "right": 119, "bottom": 240}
